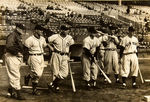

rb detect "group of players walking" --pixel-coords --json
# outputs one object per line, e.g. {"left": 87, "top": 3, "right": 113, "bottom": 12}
{"left": 4, "top": 22, "right": 139, "bottom": 100}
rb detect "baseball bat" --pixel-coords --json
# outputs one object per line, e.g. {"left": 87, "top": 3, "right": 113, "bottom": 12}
{"left": 138, "top": 68, "right": 144, "bottom": 84}
{"left": 68, "top": 60, "right": 76, "bottom": 92}
{"left": 94, "top": 58, "right": 112, "bottom": 84}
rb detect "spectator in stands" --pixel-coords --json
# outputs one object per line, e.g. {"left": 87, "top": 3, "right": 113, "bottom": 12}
{"left": 145, "top": 20, "right": 150, "bottom": 32}
{"left": 46, "top": 5, "right": 53, "bottom": 10}
{"left": 55, "top": 6, "right": 61, "bottom": 10}
{"left": 126, "top": 5, "right": 131, "bottom": 14}
{"left": 5, "top": 23, "right": 26, "bottom": 100}
{"left": 24, "top": 25, "right": 47, "bottom": 95}
{"left": 82, "top": 27, "right": 100, "bottom": 89}
{"left": 47, "top": 25, "right": 74, "bottom": 93}
{"left": 4, "top": 7, "right": 10, "bottom": 15}
{"left": 70, "top": 11, "right": 74, "bottom": 18}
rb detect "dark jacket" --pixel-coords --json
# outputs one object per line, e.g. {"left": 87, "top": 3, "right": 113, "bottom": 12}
{"left": 6, "top": 30, "right": 24, "bottom": 55}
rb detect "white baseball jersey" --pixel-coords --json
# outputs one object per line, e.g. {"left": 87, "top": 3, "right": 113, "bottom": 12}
{"left": 120, "top": 36, "right": 138, "bottom": 54}
{"left": 105, "top": 35, "right": 119, "bottom": 49}
{"left": 103, "top": 35, "right": 119, "bottom": 75}
{"left": 83, "top": 36, "right": 100, "bottom": 54}
{"left": 25, "top": 35, "right": 47, "bottom": 54}
{"left": 24, "top": 35, "right": 47, "bottom": 83}
{"left": 48, "top": 34, "right": 74, "bottom": 80}
{"left": 82, "top": 36, "right": 100, "bottom": 81}
{"left": 48, "top": 34, "right": 74, "bottom": 53}
{"left": 99, "top": 35, "right": 108, "bottom": 48}
{"left": 120, "top": 35, "right": 139, "bottom": 77}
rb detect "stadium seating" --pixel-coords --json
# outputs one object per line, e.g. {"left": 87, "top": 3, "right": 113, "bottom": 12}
{"left": 1, "top": 0, "right": 150, "bottom": 56}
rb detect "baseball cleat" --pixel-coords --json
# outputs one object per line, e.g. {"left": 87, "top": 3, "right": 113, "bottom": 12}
{"left": 116, "top": 79, "right": 121, "bottom": 84}
{"left": 47, "top": 83, "right": 60, "bottom": 93}
{"left": 7, "top": 88, "right": 16, "bottom": 98}
{"left": 120, "top": 83, "right": 127, "bottom": 89}
{"left": 32, "top": 89, "right": 40, "bottom": 96}
{"left": 132, "top": 83, "right": 139, "bottom": 89}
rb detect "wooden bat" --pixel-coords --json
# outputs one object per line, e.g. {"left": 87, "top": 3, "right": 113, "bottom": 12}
{"left": 68, "top": 59, "right": 76, "bottom": 92}
{"left": 138, "top": 68, "right": 144, "bottom": 84}
{"left": 94, "top": 58, "right": 112, "bottom": 84}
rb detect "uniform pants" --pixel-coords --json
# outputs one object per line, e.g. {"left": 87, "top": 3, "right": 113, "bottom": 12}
{"left": 120, "top": 54, "right": 139, "bottom": 77}
{"left": 82, "top": 54, "right": 98, "bottom": 81}
{"left": 104, "top": 50, "right": 119, "bottom": 75}
{"left": 50, "top": 52, "right": 69, "bottom": 80}
{"left": 28, "top": 55, "right": 45, "bottom": 83}
{"left": 5, "top": 53, "right": 22, "bottom": 90}
{"left": 98, "top": 49, "right": 105, "bottom": 69}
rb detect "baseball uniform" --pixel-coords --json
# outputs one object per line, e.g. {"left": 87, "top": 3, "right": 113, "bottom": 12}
{"left": 48, "top": 34, "right": 74, "bottom": 80}
{"left": 120, "top": 35, "right": 139, "bottom": 77}
{"left": 25, "top": 35, "right": 47, "bottom": 84}
{"left": 82, "top": 36, "right": 100, "bottom": 82}
{"left": 104, "top": 35, "right": 120, "bottom": 76}
{"left": 5, "top": 26, "right": 25, "bottom": 100}
{"left": 98, "top": 34, "right": 108, "bottom": 69}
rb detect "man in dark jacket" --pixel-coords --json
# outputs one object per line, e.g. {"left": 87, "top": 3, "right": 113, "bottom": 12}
{"left": 5, "top": 23, "right": 25, "bottom": 100}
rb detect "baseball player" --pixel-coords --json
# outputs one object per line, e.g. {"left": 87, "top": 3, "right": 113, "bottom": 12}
{"left": 120, "top": 26, "right": 139, "bottom": 89}
{"left": 103, "top": 28, "right": 120, "bottom": 83}
{"left": 97, "top": 28, "right": 109, "bottom": 71}
{"left": 5, "top": 23, "right": 25, "bottom": 100}
{"left": 82, "top": 27, "right": 100, "bottom": 89}
{"left": 24, "top": 25, "right": 47, "bottom": 95}
{"left": 47, "top": 25, "right": 74, "bottom": 92}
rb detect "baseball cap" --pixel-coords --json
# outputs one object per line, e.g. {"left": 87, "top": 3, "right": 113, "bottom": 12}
{"left": 128, "top": 26, "right": 135, "bottom": 32}
{"left": 60, "top": 25, "right": 70, "bottom": 31}
{"left": 15, "top": 23, "right": 25, "bottom": 30}
{"left": 87, "top": 26, "right": 97, "bottom": 34}
{"left": 34, "top": 25, "right": 43, "bottom": 30}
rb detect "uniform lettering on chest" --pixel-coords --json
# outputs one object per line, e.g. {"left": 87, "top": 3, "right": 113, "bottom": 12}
{"left": 125, "top": 42, "right": 137, "bottom": 47}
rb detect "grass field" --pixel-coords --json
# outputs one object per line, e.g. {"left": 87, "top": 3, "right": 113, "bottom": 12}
{"left": 0, "top": 59, "right": 150, "bottom": 102}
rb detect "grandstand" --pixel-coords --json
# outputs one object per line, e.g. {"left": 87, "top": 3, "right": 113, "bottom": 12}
{"left": 0, "top": 0, "right": 150, "bottom": 59}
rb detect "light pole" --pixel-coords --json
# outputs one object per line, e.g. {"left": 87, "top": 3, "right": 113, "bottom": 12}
{"left": 118, "top": 0, "right": 122, "bottom": 6}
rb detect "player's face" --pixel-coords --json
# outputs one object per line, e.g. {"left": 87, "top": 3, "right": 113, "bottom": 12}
{"left": 128, "top": 31, "right": 134, "bottom": 37}
{"left": 60, "top": 30, "right": 68, "bottom": 37}
{"left": 36, "top": 30, "right": 43, "bottom": 36}
{"left": 34, "top": 30, "right": 43, "bottom": 39}
{"left": 89, "top": 32, "right": 97, "bottom": 39}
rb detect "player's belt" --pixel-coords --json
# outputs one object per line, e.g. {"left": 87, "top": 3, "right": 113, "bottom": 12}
{"left": 53, "top": 51, "right": 69, "bottom": 56}
{"left": 105, "top": 48, "right": 116, "bottom": 51}
{"left": 123, "top": 52, "right": 136, "bottom": 55}
{"left": 29, "top": 53, "right": 43, "bottom": 56}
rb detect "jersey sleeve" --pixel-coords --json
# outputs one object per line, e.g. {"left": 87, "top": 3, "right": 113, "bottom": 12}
{"left": 120, "top": 37, "right": 126, "bottom": 47}
{"left": 98, "top": 37, "right": 102, "bottom": 45}
{"left": 70, "top": 36, "right": 75, "bottom": 45}
{"left": 95, "top": 37, "right": 100, "bottom": 47}
{"left": 42, "top": 37, "right": 47, "bottom": 47}
{"left": 114, "top": 36, "right": 119, "bottom": 44}
{"left": 135, "top": 37, "right": 139, "bottom": 46}
{"left": 67, "top": 35, "right": 74, "bottom": 46}
{"left": 83, "top": 39, "right": 91, "bottom": 50}
{"left": 24, "top": 37, "right": 32, "bottom": 48}
{"left": 48, "top": 34, "right": 57, "bottom": 44}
